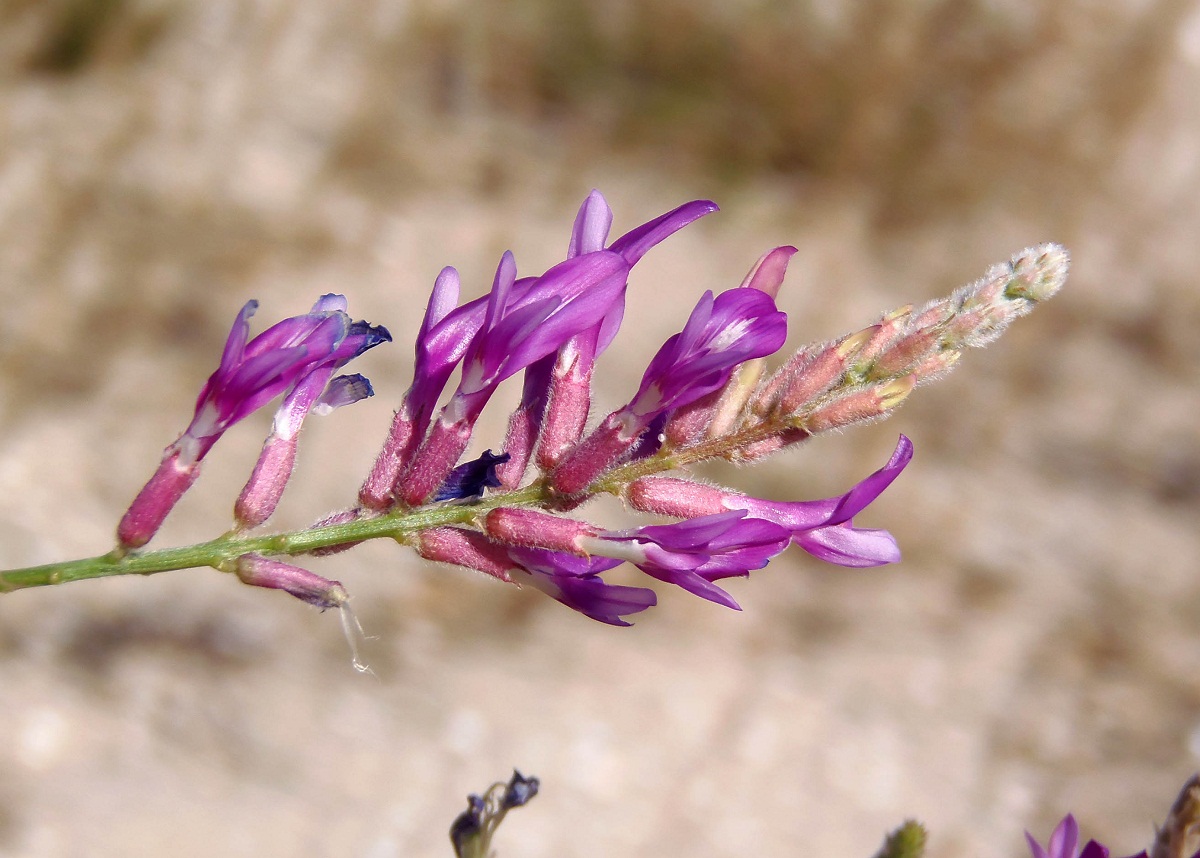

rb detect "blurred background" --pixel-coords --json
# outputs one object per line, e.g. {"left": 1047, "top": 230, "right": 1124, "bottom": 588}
{"left": 1, "top": 1, "right": 1198, "bottom": 855}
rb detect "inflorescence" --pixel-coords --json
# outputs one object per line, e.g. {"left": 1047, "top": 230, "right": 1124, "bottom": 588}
{"left": 2, "top": 190, "right": 1069, "bottom": 634}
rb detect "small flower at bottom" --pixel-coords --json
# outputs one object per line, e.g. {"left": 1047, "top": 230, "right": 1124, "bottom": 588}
{"left": 485, "top": 507, "right": 791, "bottom": 610}
{"left": 507, "top": 547, "right": 658, "bottom": 627}
{"left": 627, "top": 435, "right": 914, "bottom": 568}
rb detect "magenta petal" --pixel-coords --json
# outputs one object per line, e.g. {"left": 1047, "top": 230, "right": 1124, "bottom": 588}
{"left": 510, "top": 547, "right": 655, "bottom": 626}
{"left": 627, "top": 287, "right": 787, "bottom": 420}
{"left": 608, "top": 199, "right": 718, "bottom": 266}
{"left": 823, "top": 434, "right": 914, "bottom": 524}
{"left": 568, "top": 190, "right": 614, "bottom": 257}
{"left": 793, "top": 524, "right": 901, "bottom": 567}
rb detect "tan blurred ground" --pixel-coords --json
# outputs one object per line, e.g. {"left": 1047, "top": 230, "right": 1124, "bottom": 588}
{"left": 1, "top": 2, "right": 1199, "bottom": 856}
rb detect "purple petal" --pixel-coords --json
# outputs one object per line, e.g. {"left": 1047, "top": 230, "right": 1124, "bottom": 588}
{"left": 568, "top": 190, "right": 614, "bottom": 257}
{"left": 310, "top": 293, "right": 348, "bottom": 313}
{"left": 608, "top": 199, "right": 719, "bottom": 266}
{"left": 793, "top": 523, "right": 901, "bottom": 567}
{"left": 509, "top": 547, "right": 655, "bottom": 626}
{"left": 218, "top": 301, "right": 257, "bottom": 374}
{"left": 733, "top": 436, "right": 914, "bottom": 531}
{"left": 1049, "top": 815, "right": 1080, "bottom": 858}
{"left": 629, "top": 288, "right": 787, "bottom": 419}
{"left": 313, "top": 373, "right": 374, "bottom": 415}
{"left": 422, "top": 267, "right": 462, "bottom": 335}
{"left": 433, "top": 449, "right": 511, "bottom": 501}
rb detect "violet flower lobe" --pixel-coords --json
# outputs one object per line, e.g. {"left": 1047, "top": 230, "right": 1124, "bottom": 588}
{"left": 627, "top": 435, "right": 914, "bottom": 568}
{"left": 507, "top": 547, "right": 658, "bottom": 627}
{"left": 551, "top": 287, "right": 787, "bottom": 495}
{"left": 484, "top": 506, "right": 790, "bottom": 611}
{"left": 585, "top": 511, "right": 792, "bottom": 610}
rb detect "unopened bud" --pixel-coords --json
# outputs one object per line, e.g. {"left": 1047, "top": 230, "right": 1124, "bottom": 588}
{"left": 117, "top": 450, "right": 201, "bottom": 549}
{"left": 869, "top": 329, "right": 940, "bottom": 379}
{"left": 627, "top": 477, "right": 727, "bottom": 518}
{"left": 1004, "top": 243, "right": 1069, "bottom": 304}
{"left": 234, "top": 435, "right": 299, "bottom": 529}
{"left": 803, "top": 377, "right": 915, "bottom": 434}
{"left": 854, "top": 306, "right": 911, "bottom": 365}
{"left": 485, "top": 508, "right": 595, "bottom": 554}
{"left": 773, "top": 330, "right": 871, "bottom": 416}
{"left": 910, "top": 349, "right": 960, "bottom": 383}
{"left": 731, "top": 427, "right": 812, "bottom": 462}
{"left": 417, "top": 527, "right": 513, "bottom": 582}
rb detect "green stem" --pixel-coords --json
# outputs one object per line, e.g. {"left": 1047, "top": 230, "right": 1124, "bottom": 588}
{"left": 0, "top": 409, "right": 816, "bottom": 595}
{"left": 0, "top": 483, "right": 544, "bottom": 594}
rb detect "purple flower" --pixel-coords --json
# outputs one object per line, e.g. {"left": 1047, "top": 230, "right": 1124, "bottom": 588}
{"left": 626, "top": 435, "right": 914, "bottom": 568}
{"left": 485, "top": 506, "right": 791, "bottom": 611}
{"left": 119, "top": 295, "right": 388, "bottom": 548}
{"left": 181, "top": 294, "right": 389, "bottom": 465}
{"left": 586, "top": 511, "right": 792, "bottom": 609}
{"left": 505, "top": 191, "right": 719, "bottom": 481}
{"left": 392, "top": 195, "right": 719, "bottom": 507}
{"left": 507, "top": 547, "right": 657, "bottom": 626}
{"left": 551, "top": 287, "right": 787, "bottom": 495}
{"left": 1025, "top": 815, "right": 1147, "bottom": 858}
{"left": 627, "top": 288, "right": 788, "bottom": 422}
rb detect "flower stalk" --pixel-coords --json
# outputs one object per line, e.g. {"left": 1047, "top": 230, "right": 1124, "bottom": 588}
{"left": 0, "top": 191, "right": 1068, "bottom": 633}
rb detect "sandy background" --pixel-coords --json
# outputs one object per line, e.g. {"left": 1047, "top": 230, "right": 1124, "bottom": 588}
{"left": 1, "top": 1, "right": 1199, "bottom": 856}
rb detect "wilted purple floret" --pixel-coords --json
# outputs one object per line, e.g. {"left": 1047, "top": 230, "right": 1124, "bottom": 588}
{"left": 433, "top": 449, "right": 510, "bottom": 502}
{"left": 508, "top": 546, "right": 657, "bottom": 627}
{"left": 597, "top": 511, "right": 792, "bottom": 609}
{"left": 179, "top": 294, "right": 390, "bottom": 465}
